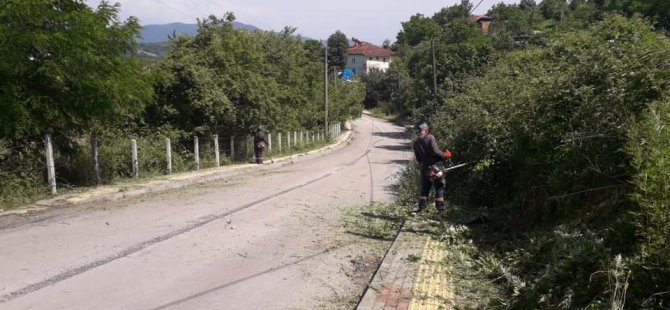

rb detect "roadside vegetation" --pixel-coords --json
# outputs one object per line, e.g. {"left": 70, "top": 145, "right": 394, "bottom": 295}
{"left": 364, "top": 0, "right": 670, "bottom": 308}
{"left": 0, "top": 3, "right": 363, "bottom": 209}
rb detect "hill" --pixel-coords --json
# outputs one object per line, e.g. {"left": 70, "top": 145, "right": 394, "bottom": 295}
{"left": 139, "top": 21, "right": 259, "bottom": 43}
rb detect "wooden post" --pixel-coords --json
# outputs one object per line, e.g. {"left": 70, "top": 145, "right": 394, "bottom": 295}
{"left": 131, "top": 139, "right": 138, "bottom": 179}
{"left": 45, "top": 134, "right": 57, "bottom": 195}
{"left": 268, "top": 133, "right": 272, "bottom": 151}
{"left": 213, "top": 135, "right": 220, "bottom": 167}
{"left": 91, "top": 134, "right": 101, "bottom": 186}
{"left": 230, "top": 136, "right": 235, "bottom": 161}
{"left": 294, "top": 131, "right": 297, "bottom": 148}
{"left": 166, "top": 138, "right": 172, "bottom": 175}
{"left": 194, "top": 136, "right": 200, "bottom": 170}
{"left": 287, "top": 132, "right": 291, "bottom": 150}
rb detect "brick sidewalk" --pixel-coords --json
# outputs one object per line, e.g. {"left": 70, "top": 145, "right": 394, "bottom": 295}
{"left": 357, "top": 222, "right": 453, "bottom": 310}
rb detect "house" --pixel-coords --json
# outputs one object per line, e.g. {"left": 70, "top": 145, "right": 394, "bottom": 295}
{"left": 345, "top": 38, "right": 394, "bottom": 76}
{"left": 468, "top": 15, "right": 493, "bottom": 33}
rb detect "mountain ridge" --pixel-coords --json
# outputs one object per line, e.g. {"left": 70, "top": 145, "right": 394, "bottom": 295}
{"left": 139, "top": 21, "right": 259, "bottom": 43}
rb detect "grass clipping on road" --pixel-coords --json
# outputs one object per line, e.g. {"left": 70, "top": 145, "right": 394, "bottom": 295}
{"left": 342, "top": 202, "right": 409, "bottom": 241}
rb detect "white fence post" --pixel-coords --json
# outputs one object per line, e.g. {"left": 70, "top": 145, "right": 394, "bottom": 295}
{"left": 278, "top": 132, "right": 282, "bottom": 152}
{"left": 213, "top": 135, "right": 220, "bottom": 167}
{"left": 131, "top": 139, "right": 138, "bottom": 179}
{"left": 268, "top": 133, "right": 272, "bottom": 151}
{"left": 166, "top": 138, "right": 172, "bottom": 175}
{"left": 45, "top": 134, "right": 57, "bottom": 195}
{"left": 91, "top": 134, "right": 101, "bottom": 186}
{"left": 287, "top": 132, "right": 291, "bottom": 150}
{"left": 230, "top": 136, "right": 235, "bottom": 161}
{"left": 294, "top": 131, "right": 297, "bottom": 148}
{"left": 194, "top": 136, "right": 200, "bottom": 170}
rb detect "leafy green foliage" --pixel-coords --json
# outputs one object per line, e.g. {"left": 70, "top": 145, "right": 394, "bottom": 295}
{"left": 417, "top": 15, "right": 670, "bottom": 309}
{"left": 327, "top": 30, "right": 348, "bottom": 71}
{"left": 0, "top": 7, "right": 364, "bottom": 207}
{"left": 627, "top": 100, "right": 670, "bottom": 307}
{"left": 396, "top": 14, "right": 441, "bottom": 47}
{"left": 0, "top": 0, "right": 153, "bottom": 138}
{"left": 148, "top": 15, "right": 359, "bottom": 136}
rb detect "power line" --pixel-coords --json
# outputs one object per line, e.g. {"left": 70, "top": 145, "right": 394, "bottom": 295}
{"left": 470, "top": 0, "right": 486, "bottom": 15}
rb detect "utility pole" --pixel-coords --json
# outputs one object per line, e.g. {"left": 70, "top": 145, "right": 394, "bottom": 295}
{"left": 431, "top": 39, "right": 437, "bottom": 96}
{"left": 324, "top": 47, "right": 329, "bottom": 137}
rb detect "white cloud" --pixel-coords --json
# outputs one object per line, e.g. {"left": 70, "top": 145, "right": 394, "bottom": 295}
{"left": 86, "top": 0, "right": 519, "bottom": 44}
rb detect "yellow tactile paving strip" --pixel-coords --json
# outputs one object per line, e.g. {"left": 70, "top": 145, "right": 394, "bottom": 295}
{"left": 409, "top": 237, "right": 454, "bottom": 310}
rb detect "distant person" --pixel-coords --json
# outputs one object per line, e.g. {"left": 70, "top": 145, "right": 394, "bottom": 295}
{"left": 412, "top": 123, "right": 450, "bottom": 212}
{"left": 253, "top": 128, "right": 268, "bottom": 164}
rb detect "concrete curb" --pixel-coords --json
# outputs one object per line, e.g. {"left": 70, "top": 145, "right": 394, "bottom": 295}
{"left": 1, "top": 123, "right": 355, "bottom": 217}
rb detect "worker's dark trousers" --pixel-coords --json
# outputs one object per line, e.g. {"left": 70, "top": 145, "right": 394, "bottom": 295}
{"left": 418, "top": 168, "right": 445, "bottom": 210}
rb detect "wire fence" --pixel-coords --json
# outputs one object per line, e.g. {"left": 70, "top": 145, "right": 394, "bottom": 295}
{"left": 0, "top": 123, "right": 344, "bottom": 207}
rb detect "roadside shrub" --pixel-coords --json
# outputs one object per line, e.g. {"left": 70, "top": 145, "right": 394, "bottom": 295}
{"left": 627, "top": 100, "right": 670, "bottom": 308}
{"left": 424, "top": 15, "right": 670, "bottom": 309}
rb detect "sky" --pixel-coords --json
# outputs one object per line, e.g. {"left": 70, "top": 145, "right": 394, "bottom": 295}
{"left": 86, "top": 0, "right": 520, "bottom": 45}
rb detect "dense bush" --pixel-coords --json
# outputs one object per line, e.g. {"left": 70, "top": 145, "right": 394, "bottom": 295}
{"left": 422, "top": 15, "right": 670, "bottom": 308}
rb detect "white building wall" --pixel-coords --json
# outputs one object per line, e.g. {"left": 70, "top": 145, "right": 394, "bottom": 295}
{"left": 346, "top": 55, "right": 366, "bottom": 75}
{"left": 366, "top": 59, "right": 390, "bottom": 73}
{"left": 345, "top": 55, "right": 392, "bottom": 75}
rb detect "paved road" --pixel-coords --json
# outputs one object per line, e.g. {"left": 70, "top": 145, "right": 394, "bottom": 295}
{"left": 0, "top": 115, "right": 412, "bottom": 310}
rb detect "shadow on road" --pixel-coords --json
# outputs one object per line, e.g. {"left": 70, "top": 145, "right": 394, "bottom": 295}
{"left": 374, "top": 145, "right": 410, "bottom": 152}
{"left": 373, "top": 131, "right": 409, "bottom": 140}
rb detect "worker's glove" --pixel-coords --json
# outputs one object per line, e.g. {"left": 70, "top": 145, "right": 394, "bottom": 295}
{"left": 443, "top": 150, "right": 452, "bottom": 158}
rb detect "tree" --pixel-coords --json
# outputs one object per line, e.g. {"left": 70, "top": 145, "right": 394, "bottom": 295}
{"left": 327, "top": 30, "right": 348, "bottom": 71}
{"left": 302, "top": 39, "right": 324, "bottom": 62}
{"left": 150, "top": 14, "right": 359, "bottom": 135}
{"left": 601, "top": 0, "right": 670, "bottom": 29}
{"left": 0, "top": 0, "right": 152, "bottom": 138}
{"left": 396, "top": 14, "right": 441, "bottom": 46}
{"left": 519, "top": 0, "right": 537, "bottom": 11}
{"left": 539, "top": 0, "right": 569, "bottom": 21}
{"left": 432, "top": 0, "right": 472, "bottom": 26}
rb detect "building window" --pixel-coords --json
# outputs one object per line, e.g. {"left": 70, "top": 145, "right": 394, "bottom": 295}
{"left": 351, "top": 57, "right": 355, "bottom": 64}
{"left": 383, "top": 58, "right": 386, "bottom": 62}
{"left": 369, "top": 57, "right": 372, "bottom": 60}
{"left": 376, "top": 57, "right": 379, "bottom": 60}
{"left": 352, "top": 68, "right": 356, "bottom": 74}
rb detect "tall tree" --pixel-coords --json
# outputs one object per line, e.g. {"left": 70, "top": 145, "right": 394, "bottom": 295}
{"left": 302, "top": 39, "right": 324, "bottom": 62}
{"left": 519, "top": 0, "right": 537, "bottom": 11}
{"left": 326, "top": 30, "right": 348, "bottom": 71}
{"left": 432, "top": 0, "right": 472, "bottom": 26}
{"left": 396, "top": 14, "right": 441, "bottom": 46}
{"left": 0, "top": 0, "right": 152, "bottom": 138}
{"left": 539, "top": 0, "right": 569, "bottom": 21}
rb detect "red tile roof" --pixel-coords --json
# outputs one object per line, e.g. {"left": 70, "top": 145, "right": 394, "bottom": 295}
{"left": 347, "top": 42, "right": 394, "bottom": 58}
{"left": 468, "top": 15, "right": 493, "bottom": 23}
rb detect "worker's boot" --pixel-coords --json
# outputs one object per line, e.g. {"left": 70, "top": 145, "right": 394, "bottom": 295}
{"left": 417, "top": 198, "right": 428, "bottom": 212}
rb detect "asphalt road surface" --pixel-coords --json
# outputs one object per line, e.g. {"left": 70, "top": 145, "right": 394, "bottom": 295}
{"left": 0, "top": 115, "right": 412, "bottom": 310}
